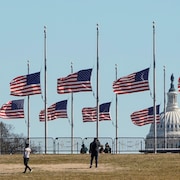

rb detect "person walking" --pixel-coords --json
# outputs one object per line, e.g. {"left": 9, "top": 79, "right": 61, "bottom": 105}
{"left": 89, "top": 138, "right": 100, "bottom": 168}
{"left": 23, "top": 143, "right": 32, "bottom": 173}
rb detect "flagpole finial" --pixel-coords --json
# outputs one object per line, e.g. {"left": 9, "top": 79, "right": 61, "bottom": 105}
{"left": 71, "top": 62, "right": 73, "bottom": 71}
{"left": 153, "top": 21, "right": 155, "bottom": 28}
{"left": 44, "top": 26, "right": 47, "bottom": 33}
{"left": 97, "top": 23, "right": 99, "bottom": 30}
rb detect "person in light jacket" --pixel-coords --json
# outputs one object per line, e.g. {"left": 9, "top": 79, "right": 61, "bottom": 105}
{"left": 23, "top": 143, "right": 32, "bottom": 173}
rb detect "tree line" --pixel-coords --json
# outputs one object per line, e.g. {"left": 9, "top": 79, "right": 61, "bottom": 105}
{"left": 0, "top": 122, "right": 38, "bottom": 154}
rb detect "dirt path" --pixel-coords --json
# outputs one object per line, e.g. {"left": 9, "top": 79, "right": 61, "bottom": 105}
{"left": 0, "top": 163, "right": 117, "bottom": 174}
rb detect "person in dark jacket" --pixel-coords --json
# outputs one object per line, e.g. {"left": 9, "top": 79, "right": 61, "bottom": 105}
{"left": 80, "top": 143, "right": 88, "bottom": 154}
{"left": 104, "top": 142, "right": 111, "bottom": 153}
{"left": 89, "top": 138, "right": 100, "bottom": 168}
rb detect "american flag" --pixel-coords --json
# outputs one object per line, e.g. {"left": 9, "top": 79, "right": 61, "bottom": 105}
{"left": 57, "top": 68, "right": 92, "bottom": 94}
{"left": 10, "top": 72, "right": 41, "bottom": 96}
{"left": 113, "top": 68, "right": 150, "bottom": 94}
{"left": 130, "top": 105, "right": 160, "bottom": 126}
{"left": 82, "top": 102, "right": 111, "bottom": 122}
{"left": 39, "top": 100, "right": 68, "bottom": 121}
{"left": 0, "top": 99, "right": 24, "bottom": 119}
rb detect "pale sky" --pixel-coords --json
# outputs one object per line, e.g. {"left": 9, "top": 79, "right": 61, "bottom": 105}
{"left": 0, "top": 0, "right": 180, "bottom": 139}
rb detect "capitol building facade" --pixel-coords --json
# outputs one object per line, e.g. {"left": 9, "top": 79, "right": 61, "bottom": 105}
{"left": 145, "top": 74, "right": 180, "bottom": 151}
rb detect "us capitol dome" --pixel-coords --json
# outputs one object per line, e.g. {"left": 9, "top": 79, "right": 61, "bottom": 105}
{"left": 145, "top": 74, "right": 180, "bottom": 151}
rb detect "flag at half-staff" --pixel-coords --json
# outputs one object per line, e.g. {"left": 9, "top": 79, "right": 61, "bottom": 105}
{"left": 82, "top": 102, "right": 111, "bottom": 122}
{"left": 130, "top": 105, "right": 160, "bottom": 126}
{"left": 113, "top": 68, "right": 150, "bottom": 94}
{"left": 10, "top": 72, "right": 41, "bottom": 96}
{"left": 0, "top": 99, "right": 24, "bottom": 119}
{"left": 57, "top": 68, "right": 92, "bottom": 94}
{"left": 39, "top": 100, "right": 68, "bottom": 121}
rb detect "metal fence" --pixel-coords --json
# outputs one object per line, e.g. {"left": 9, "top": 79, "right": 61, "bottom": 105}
{"left": 0, "top": 137, "right": 145, "bottom": 154}
{"left": 55, "top": 137, "right": 83, "bottom": 154}
{"left": 1, "top": 137, "right": 180, "bottom": 154}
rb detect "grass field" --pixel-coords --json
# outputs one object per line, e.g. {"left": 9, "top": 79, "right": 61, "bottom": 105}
{"left": 0, "top": 153, "right": 180, "bottom": 180}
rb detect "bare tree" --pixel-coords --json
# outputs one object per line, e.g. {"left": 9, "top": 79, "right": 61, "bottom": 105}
{"left": 0, "top": 122, "right": 25, "bottom": 154}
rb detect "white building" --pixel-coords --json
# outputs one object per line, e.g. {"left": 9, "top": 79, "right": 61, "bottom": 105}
{"left": 145, "top": 74, "right": 180, "bottom": 151}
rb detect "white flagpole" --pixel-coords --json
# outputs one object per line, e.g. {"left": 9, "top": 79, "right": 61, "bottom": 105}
{"left": 27, "top": 60, "right": 30, "bottom": 145}
{"left": 153, "top": 22, "right": 157, "bottom": 153}
{"left": 115, "top": 64, "right": 118, "bottom": 154}
{"left": 71, "top": 62, "right": 74, "bottom": 154}
{"left": 96, "top": 24, "right": 99, "bottom": 138}
{"left": 44, "top": 26, "right": 48, "bottom": 154}
{"left": 163, "top": 66, "right": 166, "bottom": 149}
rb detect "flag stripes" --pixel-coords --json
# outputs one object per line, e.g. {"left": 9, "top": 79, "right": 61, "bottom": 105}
{"left": 10, "top": 72, "right": 41, "bottom": 96}
{"left": 82, "top": 102, "right": 111, "bottom": 122}
{"left": 39, "top": 100, "right": 68, "bottom": 121}
{"left": 57, "top": 68, "right": 92, "bottom": 94}
{"left": 113, "top": 68, "right": 150, "bottom": 94}
{"left": 130, "top": 105, "right": 160, "bottom": 126}
{"left": 0, "top": 99, "right": 24, "bottom": 119}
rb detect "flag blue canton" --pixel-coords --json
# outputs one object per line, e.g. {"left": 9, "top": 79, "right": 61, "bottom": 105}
{"left": 11, "top": 99, "right": 24, "bottom": 110}
{"left": 56, "top": 100, "right": 67, "bottom": 110}
{"left": 100, "top": 102, "right": 111, "bottom": 112}
{"left": 135, "top": 68, "right": 149, "bottom": 82}
{"left": 148, "top": 105, "right": 160, "bottom": 115}
{"left": 77, "top": 69, "right": 92, "bottom": 81}
{"left": 27, "top": 72, "right": 40, "bottom": 85}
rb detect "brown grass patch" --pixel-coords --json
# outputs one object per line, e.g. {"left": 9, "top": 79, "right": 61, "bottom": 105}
{"left": 0, "top": 154, "right": 180, "bottom": 180}
{"left": 0, "top": 162, "right": 126, "bottom": 174}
